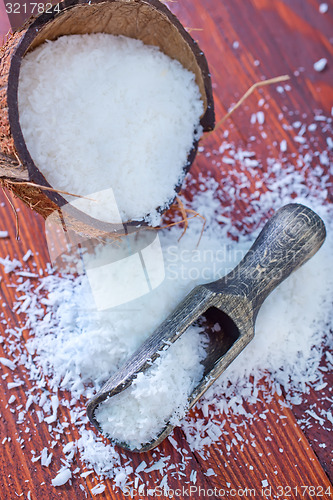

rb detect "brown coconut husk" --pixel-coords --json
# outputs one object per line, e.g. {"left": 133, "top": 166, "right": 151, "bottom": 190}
{"left": 0, "top": 0, "right": 215, "bottom": 239}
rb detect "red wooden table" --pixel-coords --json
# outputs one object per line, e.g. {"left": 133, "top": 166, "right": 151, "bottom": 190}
{"left": 0, "top": 0, "right": 332, "bottom": 499}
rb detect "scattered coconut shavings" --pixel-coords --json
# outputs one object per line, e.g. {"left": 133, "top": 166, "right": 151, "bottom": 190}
{"left": 17, "top": 271, "right": 38, "bottom": 278}
{"left": 0, "top": 357, "right": 16, "bottom": 370}
{"left": 256, "top": 111, "right": 265, "bottom": 125}
{"left": 313, "top": 58, "right": 328, "bottom": 72}
{"left": 0, "top": 104, "right": 332, "bottom": 494}
{"left": 41, "top": 447, "right": 53, "bottom": 467}
{"left": 8, "top": 381, "right": 24, "bottom": 389}
{"left": 51, "top": 468, "right": 72, "bottom": 487}
{"left": 91, "top": 483, "right": 106, "bottom": 495}
{"left": 22, "top": 250, "right": 33, "bottom": 262}
{"left": 0, "top": 257, "right": 21, "bottom": 274}
{"left": 280, "top": 139, "right": 287, "bottom": 152}
{"left": 204, "top": 468, "right": 216, "bottom": 477}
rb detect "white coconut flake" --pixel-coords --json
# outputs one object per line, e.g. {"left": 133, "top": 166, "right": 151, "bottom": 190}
{"left": 41, "top": 447, "right": 53, "bottom": 467}
{"left": 51, "top": 468, "right": 72, "bottom": 486}
{"left": 0, "top": 357, "right": 16, "bottom": 371}
{"left": 319, "top": 3, "right": 328, "bottom": 13}
{"left": 313, "top": 58, "right": 328, "bottom": 72}
{"left": 205, "top": 468, "right": 216, "bottom": 477}
{"left": 0, "top": 257, "right": 21, "bottom": 274}
{"left": 91, "top": 483, "right": 106, "bottom": 495}
{"left": 280, "top": 139, "right": 287, "bottom": 152}
{"left": 0, "top": 231, "right": 9, "bottom": 238}
{"left": 80, "top": 470, "right": 94, "bottom": 478}
{"left": 0, "top": 106, "right": 332, "bottom": 493}
{"left": 18, "top": 33, "right": 203, "bottom": 225}
{"left": 8, "top": 381, "right": 24, "bottom": 389}
{"left": 257, "top": 111, "right": 265, "bottom": 125}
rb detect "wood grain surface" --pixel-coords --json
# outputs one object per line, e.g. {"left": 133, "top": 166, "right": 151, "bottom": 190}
{"left": 0, "top": 0, "right": 332, "bottom": 499}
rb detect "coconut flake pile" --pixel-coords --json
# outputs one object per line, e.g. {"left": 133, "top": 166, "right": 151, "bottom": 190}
{"left": 18, "top": 33, "right": 204, "bottom": 224}
{"left": 0, "top": 102, "right": 332, "bottom": 495}
{"left": 95, "top": 326, "right": 208, "bottom": 450}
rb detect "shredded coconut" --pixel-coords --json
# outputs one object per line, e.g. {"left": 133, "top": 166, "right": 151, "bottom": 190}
{"left": 0, "top": 102, "right": 332, "bottom": 494}
{"left": 18, "top": 33, "right": 203, "bottom": 225}
{"left": 0, "top": 357, "right": 16, "bottom": 370}
{"left": 319, "top": 3, "right": 328, "bottom": 13}
{"left": 51, "top": 468, "right": 72, "bottom": 487}
{"left": 95, "top": 326, "right": 208, "bottom": 450}
{"left": 313, "top": 58, "right": 328, "bottom": 72}
{"left": 280, "top": 139, "right": 287, "bottom": 152}
{"left": 91, "top": 483, "right": 106, "bottom": 495}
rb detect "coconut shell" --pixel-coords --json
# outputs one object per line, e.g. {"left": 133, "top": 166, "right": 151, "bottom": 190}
{"left": 0, "top": 0, "right": 215, "bottom": 238}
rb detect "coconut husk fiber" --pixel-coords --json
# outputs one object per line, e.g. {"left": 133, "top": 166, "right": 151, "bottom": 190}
{"left": 0, "top": 0, "right": 215, "bottom": 238}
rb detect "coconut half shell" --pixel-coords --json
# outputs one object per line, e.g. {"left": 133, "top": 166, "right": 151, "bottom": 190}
{"left": 0, "top": 0, "right": 215, "bottom": 237}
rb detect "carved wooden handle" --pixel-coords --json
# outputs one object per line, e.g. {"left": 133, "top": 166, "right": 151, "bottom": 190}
{"left": 216, "top": 204, "right": 326, "bottom": 318}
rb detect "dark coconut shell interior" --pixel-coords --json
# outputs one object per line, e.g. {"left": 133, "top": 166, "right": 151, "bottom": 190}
{"left": 0, "top": 0, "right": 215, "bottom": 237}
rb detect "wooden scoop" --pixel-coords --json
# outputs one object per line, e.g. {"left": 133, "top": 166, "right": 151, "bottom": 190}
{"left": 87, "top": 203, "right": 326, "bottom": 451}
